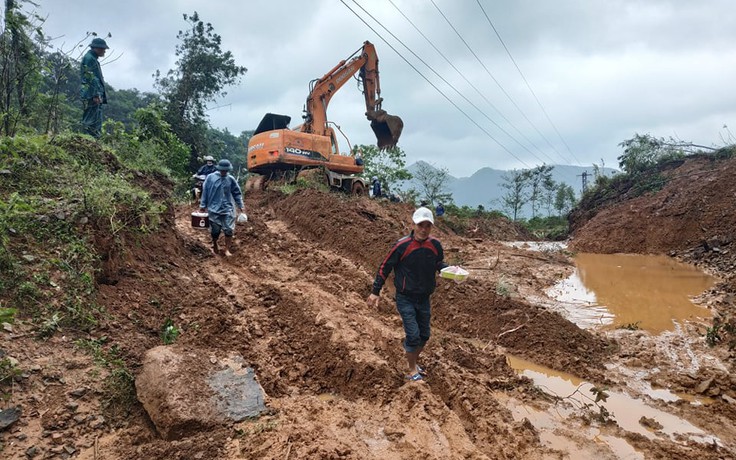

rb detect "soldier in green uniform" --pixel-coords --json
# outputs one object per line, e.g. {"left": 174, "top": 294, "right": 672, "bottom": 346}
{"left": 80, "top": 38, "right": 109, "bottom": 138}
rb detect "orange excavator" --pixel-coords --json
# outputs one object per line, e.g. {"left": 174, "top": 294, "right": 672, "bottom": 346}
{"left": 245, "top": 41, "right": 403, "bottom": 194}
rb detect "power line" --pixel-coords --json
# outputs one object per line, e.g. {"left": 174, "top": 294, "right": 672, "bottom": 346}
{"left": 339, "top": 0, "right": 531, "bottom": 168}
{"left": 430, "top": 0, "right": 568, "bottom": 165}
{"left": 475, "top": 0, "right": 583, "bottom": 165}
{"left": 386, "top": 0, "right": 554, "bottom": 165}
{"left": 351, "top": 0, "right": 550, "bottom": 165}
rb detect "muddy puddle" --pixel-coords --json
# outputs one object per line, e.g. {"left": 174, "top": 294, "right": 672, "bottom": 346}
{"left": 535, "top": 249, "right": 716, "bottom": 333}
{"left": 502, "top": 355, "right": 721, "bottom": 457}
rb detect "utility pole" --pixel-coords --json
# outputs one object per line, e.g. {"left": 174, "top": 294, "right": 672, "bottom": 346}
{"left": 577, "top": 171, "right": 589, "bottom": 193}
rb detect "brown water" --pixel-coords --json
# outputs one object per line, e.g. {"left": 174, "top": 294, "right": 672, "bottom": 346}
{"left": 504, "top": 355, "right": 719, "bottom": 456}
{"left": 548, "top": 253, "right": 715, "bottom": 333}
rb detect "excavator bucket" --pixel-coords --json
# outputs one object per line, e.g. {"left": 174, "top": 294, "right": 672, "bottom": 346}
{"left": 368, "top": 110, "right": 404, "bottom": 149}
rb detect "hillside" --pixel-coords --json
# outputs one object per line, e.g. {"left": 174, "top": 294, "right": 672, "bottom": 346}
{"left": 1, "top": 138, "right": 735, "bottom": 459}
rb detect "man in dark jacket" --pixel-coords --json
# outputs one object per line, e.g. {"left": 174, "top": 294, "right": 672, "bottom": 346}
{"left": 371, "top": 176, "right": 382, "bottom": 198}
{"left": 196, "top": 156, "right": 218, "bottom": 176}
{"left": 80, "top": 38, "right": 109, "bottom": 138}
{"left": 367, "top": 207, "right": 448, "bottom": 382}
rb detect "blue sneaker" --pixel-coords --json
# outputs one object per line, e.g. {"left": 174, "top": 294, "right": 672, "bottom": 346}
{"left": 406, "top": 372, "right": 423, "bottom": 382}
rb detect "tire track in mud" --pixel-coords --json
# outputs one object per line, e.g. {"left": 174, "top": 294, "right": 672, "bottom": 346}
{"left": 181, "top": 213, "right": 403, "bottom": 401}
{"left": 175, "top": 206, "right": 551, "bottom": 459}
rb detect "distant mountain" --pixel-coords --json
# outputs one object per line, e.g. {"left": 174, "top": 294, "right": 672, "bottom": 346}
{"left": 400, "top": 162, "right": 618, "bottom": 217}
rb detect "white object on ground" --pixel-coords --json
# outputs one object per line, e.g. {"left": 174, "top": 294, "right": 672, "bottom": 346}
{"left": 237, "top": 212, "right": 248, "bottom": 223}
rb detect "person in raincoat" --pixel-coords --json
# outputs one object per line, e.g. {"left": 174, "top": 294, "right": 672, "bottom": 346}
{"left": 80, "top": 38, "right": 109, "bottom": 138}
{"left": 199, "top": 159, "right": 245, "bottom": 257}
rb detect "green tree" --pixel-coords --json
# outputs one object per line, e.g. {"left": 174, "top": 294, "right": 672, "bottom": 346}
{"left": 37, "top": 50, "right": 80, "bottom": 134}
{"left": 501, "top": 169, "right": 530, "bottom": 221}
{"left": 204, "top": 127, "right": 251, "bottom": 176}
{"left": 354, "top": 144, "right": 411, "bottom": 195}
{"left": 554, "top": 183, "right": 576, "bottom": 215}
{"left": 413, "top": 161, "right": 453, "bottom": 206}
{"left": 154, "top": 11, "right": 247, "bottom": 171}
{"left": 616, "top": 133, "right": 709, "bottom": 174}
{"left": 526, "top": 164, "right": 554, "bottom": 218}
{"left": 0, "top": 0, "right": 46, "bottom": 135}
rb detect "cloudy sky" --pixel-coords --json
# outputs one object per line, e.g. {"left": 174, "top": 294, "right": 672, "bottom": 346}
{"left": 37, "top": 0, "right": 736, "bottom": 177}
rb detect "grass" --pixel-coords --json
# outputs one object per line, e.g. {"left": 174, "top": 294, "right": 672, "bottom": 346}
{"left": 160, "top": 318, "right": 181, "bottom": 345}
{"left": 496, "top": 277, "right": 513, "bottom": 297}
{"left": 0, "top": 134, "right": 168, "bottom": 337}
{"left": 75, "top": 337, "right": 136, "bottom": 422}
{"left": 0, "top": 357, "right": 22, "bottom": 401}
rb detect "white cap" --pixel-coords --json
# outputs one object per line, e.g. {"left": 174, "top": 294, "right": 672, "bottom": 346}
{"left": 412, "top": 207, "right": 434, "bottom": 225}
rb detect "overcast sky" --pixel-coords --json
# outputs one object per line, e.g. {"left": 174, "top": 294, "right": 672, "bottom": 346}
{"left": 37, "top": 0, "right": 736, "bottom": 177}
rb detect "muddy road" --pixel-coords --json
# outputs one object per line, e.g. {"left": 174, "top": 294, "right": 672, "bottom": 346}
{"left": 2, "top": 188, "right": 735, "bottom": 459}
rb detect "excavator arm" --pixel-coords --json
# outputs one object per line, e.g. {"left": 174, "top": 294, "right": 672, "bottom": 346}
{"left": 301, "top": 41, "right": 403, "bottom": 149}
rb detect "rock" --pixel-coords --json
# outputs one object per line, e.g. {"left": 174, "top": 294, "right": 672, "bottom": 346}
{"left": 25, "top": 445, "right": 39, "bottom": 458}
{"left": 209, "top": 361, "right": 267, "bottom": 422}
{"left": 695, "top": 377, "right": 714, "bottom": 394}
{"left": 722, "top": 394, "right": 736, "bottom": 405}
{"left": 89, "top": 416, "right": 105, "bottom": 429}
{"left": 136, "top": 346, "right": 267, "bottom": 440}
{"left": 0, "top": 406, "right": 21, "bottom": 430}
{"left": 2, "top": 322, "right": 12, "bottom": 332}
{"left": 639, "top": 416, "right": 663, "bottom": 431}
{"left": 69, "top": 388, "right": 87, "bottom": 398}
{"left": 136, "top": 346, "right": 219, "bottom": 440}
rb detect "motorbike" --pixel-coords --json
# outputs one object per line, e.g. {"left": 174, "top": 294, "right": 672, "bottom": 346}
{"left": 191, "top": 174, "right": 207, "bottom": 203}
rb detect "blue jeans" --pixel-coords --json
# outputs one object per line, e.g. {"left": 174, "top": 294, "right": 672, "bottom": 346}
{"left": 395, "top": 293, "right": 431, "bottom": 353}
{"left": 208, "top": 212, "right": 235, "bottom": 239}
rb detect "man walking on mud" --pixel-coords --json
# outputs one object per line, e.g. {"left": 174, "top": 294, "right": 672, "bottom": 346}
{"left": 367, "top": 207, "right": 447, "bottom": 382}
{"left": 199, "top": 159, "right": 244, "bottom": 257}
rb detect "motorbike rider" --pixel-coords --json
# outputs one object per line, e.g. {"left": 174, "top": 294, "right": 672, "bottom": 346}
{"left": 192, "top": 156, "right": 217, "bottom": 201}
{"left": 196, "top": 155, "right": 217, "bottom": 176}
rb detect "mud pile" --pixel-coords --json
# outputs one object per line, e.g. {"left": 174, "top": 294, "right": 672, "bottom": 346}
{"left": 569, "top": 155, "right": 736, "bottom": 256}
{"left": 2, "top": 185, "right": 734, "bottom": 459}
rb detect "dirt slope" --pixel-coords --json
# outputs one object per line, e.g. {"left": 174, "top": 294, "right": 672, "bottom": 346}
{"left": 2, "top": 187, "right": 735, "bottom": 459}
{"left": 569, "top": 155, "right": 736, "bottom": 256}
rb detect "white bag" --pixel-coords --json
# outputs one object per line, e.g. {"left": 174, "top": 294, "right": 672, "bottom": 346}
{"left": 237, "top": 212, "right": 248, "bottom": 223}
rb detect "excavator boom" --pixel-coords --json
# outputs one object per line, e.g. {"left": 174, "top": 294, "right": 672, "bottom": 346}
{"left": 303, "top": 41, "right": 403, "bottom": 149}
